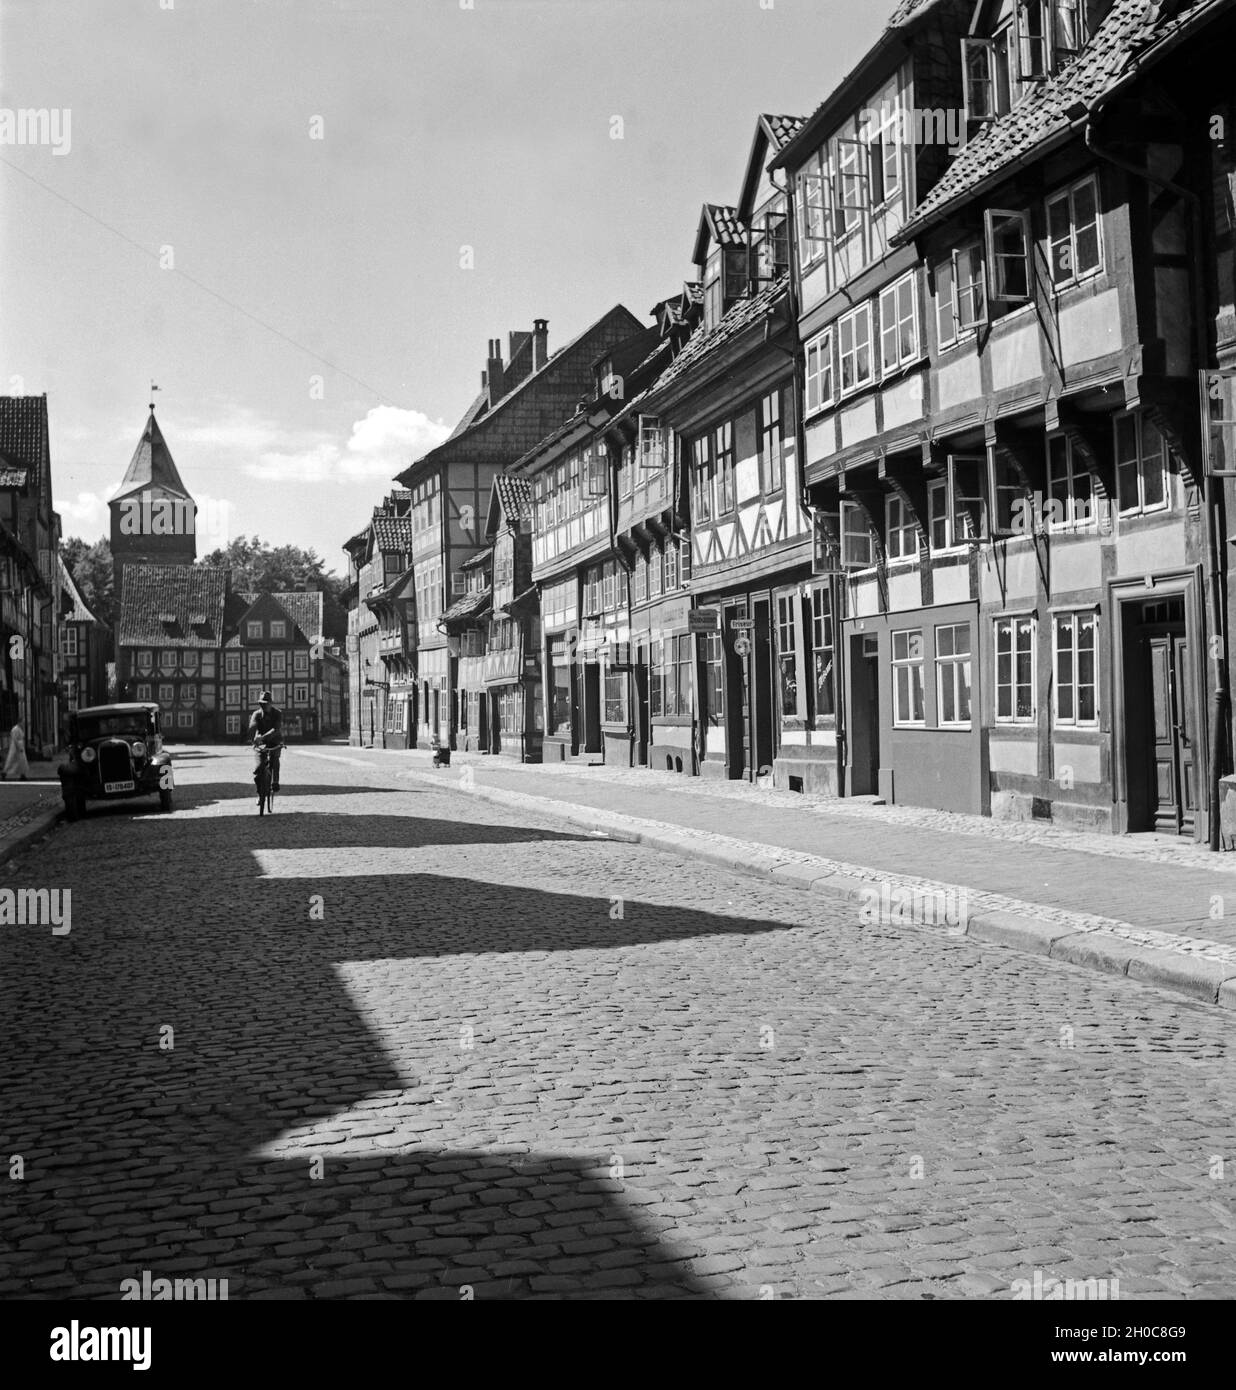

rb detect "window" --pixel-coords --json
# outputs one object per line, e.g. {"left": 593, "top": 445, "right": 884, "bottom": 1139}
{"left": 984, "top": 208, "right": 1032, "bottom": 303}
{"left": 704, "top": 260, "right": 723, "bottom": 329}
{"left": 137, "top": 650, "right": 153, "bottom": 672}
{"left": 674, "top": 635, "right": 692, "bottom": 717}
{"left": 247, "top": 651, "right": 264, "bottom": 675}
{"left": 604, "top": 665, "right": 627, "bottom": 724}
{"left": 935, "top": 243, "right": 986, "bottom": 347}
{"left": 795, "top": 146, "right": 830, "bottom": 270}
{"left": 159, "top": 649, "right": 176, "bottom": 673}
{"left": 181, "top": 650, "right": 198, "bottom": 671}
{"left": 989, "top": 447, "right": 1027, "bottom": 536}
{"left": 950, "top": 454, "right": 990, "bottom": 541}
{"left": 810, "top": 585, "right": 835, "bottom": 720}
{"left": 292, "top": 683, "right": 307, "bottom": 706}
{"left": 158, "top": 683, "right": 174, "bottom": 703}
{"left": 714, "top": 421, "right": 735, "bottom": 515}
{"left": 963, "top": 32, "right": 1013, "bottom": 122}
{"left": 648, "top": 546, "right": 663, "bottom": 599}
{"left": 136, "top": 684, "right": 152, "bottom": 702}
{"left": 226, "top": 685, "right": 241, "bottom": 707}
{"left": 866, "top": 85, "right": 903, "bottom": 208}
{"left": 61, "top": 625, "right": 78, "bottom": 658}
{"left": 1047, "top": 434, "right": 1093, "bottom": 528}
{"left": 892, "top": 629, "right": 925, "bottom": 725}
{"left": 271, "top": 652, "right": 287, "bottom": 675}
{"left": 879, "top": 273, "right": 919, "bottom": 374}
{"left": 247, "top": 621, "right": 263, "bottom": 640}
{"left": 805, "top": 329, "right": 834, "bottom": 415}
{"left": 584, "top": 441, "right": 607, "bottom": 498}
{"left": 1054, "top": 611, "right": 1097, "bottom": 726}
{"left": 180, "top": 684, "right": 197, "bottom": 703}
{"left": 638, "top": 416, "right": 666, "bottom": 472}
{"left": 249, "top": 685, "right": 264, "bottom": 705}
{"left": 1047, "top": 176, "right": 1101, "bottom": 287}
{"left": 692, "top": 434, "right": 714, "bottom": 524}
{"left": 634, "top": 555, "right": 647, "bottom": 605}
{"left": 294, "top": 650, "right": 309, "bottom": 673}
{"left": 995, "top": 617, "right": 1036, "bottom": 722}
{"left": 271, "top": 684, "right": 286, "bottom": 705}
{"left": 885, "top": 494, "right": 920, "bottom": 561}
{"left": 270, "top": 621, "right": 287, "bottom": 640}
{"left": 227, "top": 715, "right": 241, "bottom": 736}
{"left": 619, "top": 445, "right": 634, "bottom": 499}
{"left": 1017, "top": 0, "right": 1083, "bottom": 81}
{"left": 225, "top": 652, "right": 241, "bottom": 675}
{"left": 703, "top": 630, "right": 724, "bottom": 725}
{"left": 177, "top": 711, "right": 195, "bottom": 729}
{"left": 549, "top": 637, "right": 572, "bottom": 734}
{"left": 649, "top": 639, "right": 664, "bottom": 719}
{"left": 935, "top": 624, "right": 973, "bottom": 727}
{"left": 838, "top": 303, "right": 873, "bottom": 392}
{"left": 834, "top": 136, "right": 867, "bottom": 236}
{"left": 663, "top": 541, "right": 679, "bottom": 594}
{"left": 841, "top": 500, "right": 874, "bottom": 569}
{"left": 758, "top": 391, "right": 785, "bottom": 494}
{"left": 776, "top": 594, "right": 800, "bottom": 716}
{"left": 1114, "top": 411, "right": 1168, "bottom": 515}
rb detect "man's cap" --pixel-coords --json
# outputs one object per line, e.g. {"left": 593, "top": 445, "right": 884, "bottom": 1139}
{"left": 259, "top": 690, "right": 273, "bottom": 703}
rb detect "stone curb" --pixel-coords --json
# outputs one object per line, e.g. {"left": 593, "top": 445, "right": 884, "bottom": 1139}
{"left": 0, "top": 805, "right": 62, "bottom": 870}
{"left": 402, "top": 765, "right": 1236, "bottom": 1012}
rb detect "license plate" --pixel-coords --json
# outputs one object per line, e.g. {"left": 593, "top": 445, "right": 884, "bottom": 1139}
{"left": 103, "top": 780, "right": 135, "bottom": 793}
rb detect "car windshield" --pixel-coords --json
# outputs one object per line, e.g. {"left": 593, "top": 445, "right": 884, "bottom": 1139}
{"left": 77, "top": 716, "right": 152, "bottom": 740}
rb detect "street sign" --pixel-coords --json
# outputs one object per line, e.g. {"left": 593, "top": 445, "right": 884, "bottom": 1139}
{"left": 733, "top": 635, "right": 752, "bottom": 657}
{"left": 730, "top": 617, "right": 755, "bottom": 631}
{"left": 688, "top": 607, "right": 720, "bottom": 634}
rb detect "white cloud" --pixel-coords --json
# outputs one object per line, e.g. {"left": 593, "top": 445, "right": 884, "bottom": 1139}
{"left": 243, "top": 406, "right": 450, "bottom": 484}
{"left": 58, "top": 489, "right": 114, "bottom": 534}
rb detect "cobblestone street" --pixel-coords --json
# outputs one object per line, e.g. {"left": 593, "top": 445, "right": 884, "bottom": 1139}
{"left": 1, "top": 746, "right": 1234, "bottom": 1301}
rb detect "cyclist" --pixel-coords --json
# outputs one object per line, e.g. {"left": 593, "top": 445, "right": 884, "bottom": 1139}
{"left": 248, "top": 690, "right": 283, "bottom": 792}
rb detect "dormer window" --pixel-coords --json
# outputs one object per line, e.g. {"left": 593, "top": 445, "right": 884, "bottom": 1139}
{"left": 966, "top": 3, "right": 1084, "bottom": 122}
{"left": 963, "top": 30, "right": 1014, "bottom": 122}
{"left": 246, "top": 621, "right": 263, "bottom": 640}
{"left": 704, "top": 253, "right": 723, "bottom": 328}
{"left": 1016, "top": 1, "right": 1082, "bottom": 81}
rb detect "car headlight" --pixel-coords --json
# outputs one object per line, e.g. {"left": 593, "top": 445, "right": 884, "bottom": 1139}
{"left": 80, "top": 746, "right": 96, "bottom": 763}
{"left": 131, "top": 741, "right": 146, "bottom": 758}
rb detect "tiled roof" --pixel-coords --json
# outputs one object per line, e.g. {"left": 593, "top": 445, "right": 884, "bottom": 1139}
{"left": 119, "top": 565, "right": 229, "bottom": 648}
{"left": 899, "top": 0, "right": 1219, "bottom": 239}
{"left": 650, "top": 276, "right": 789, "bottom": 395}
{"left": 0, "top": 396, "right": 49, "bottom": 500}
{"left": 494, "top": 474, "right": 532, "bottom": 524}
{"left": 440, "top": 588, "right": 492, "bottom": 626}
{"left": 271, "top": 590, "right": 323, "bottom": 643}
{"left": 58, "top": 554, "right": 103, "bottom": 624}
{"left": 683, "top": 282, "right": 703, "bottom": 306}
{"left": 761, "top": 114, "right": 806, "bottom": 151}
{"left": 372, "top": 513, "right": 412, "bottom": 552}
{"left": 703, "top": 205, "right": 747, "bottom": 247}
{"left": 459, "top": 546, "right": 494, "bottom": 571}
{"left": 116, "top": 408, "right": 192, "bottom": 499}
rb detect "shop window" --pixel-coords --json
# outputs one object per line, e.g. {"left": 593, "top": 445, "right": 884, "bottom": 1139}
{"left": 810, "top": 585, "right": 835, "bottom": 719}
{"left": 935, "top": 623, "right": 972, "bottom": 728}
{"left": 703, "top": 630, "right": 724, "bottom": 725}
{"left": 995, "top": 617, "right": 1036, "bottom": 722}
{"left": 604, "top": 666, "right": 627, "bottom": 724}
{"left": 892, "top": 628, "right": 925, "bottom": 726}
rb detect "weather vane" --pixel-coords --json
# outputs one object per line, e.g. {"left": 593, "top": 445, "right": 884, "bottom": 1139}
{"left": 150, "top": 380, "right": 160, "bottom": 411}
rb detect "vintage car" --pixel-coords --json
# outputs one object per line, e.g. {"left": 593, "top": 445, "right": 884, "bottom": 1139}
{"left": 58, "top": 702, "right": 174, "bottom": 820}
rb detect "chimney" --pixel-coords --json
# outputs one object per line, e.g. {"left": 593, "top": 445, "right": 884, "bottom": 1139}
{"left": 533, "top": 319, "right": 548, "bottom": 371}
{"left": 486, "top": 337, "right": 505, "bottom": 406}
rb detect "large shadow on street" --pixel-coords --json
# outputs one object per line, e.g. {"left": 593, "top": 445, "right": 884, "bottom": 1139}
{"left": 0, "top": 800, "right": 813, "bottom": 1300}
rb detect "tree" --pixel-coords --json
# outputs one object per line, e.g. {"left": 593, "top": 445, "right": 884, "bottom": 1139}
{"left": 62, "top": 537, "right": 116, "bottom": 627}
{"left": 199, "top": 535, "right": 346, "bottom": 603}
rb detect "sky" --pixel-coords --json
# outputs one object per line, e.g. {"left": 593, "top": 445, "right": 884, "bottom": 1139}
{"left": 0, "top": 0, "right": 894, "bottom": 577}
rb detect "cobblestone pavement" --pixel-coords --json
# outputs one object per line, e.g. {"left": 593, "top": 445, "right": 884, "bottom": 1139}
{"left": 1, "top": 746, "right": 1234, "bottom": 1300}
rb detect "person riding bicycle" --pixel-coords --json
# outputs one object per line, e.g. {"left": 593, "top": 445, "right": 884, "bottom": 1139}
{"left": 249, "top": 691, "right": 283, "bottom": 793}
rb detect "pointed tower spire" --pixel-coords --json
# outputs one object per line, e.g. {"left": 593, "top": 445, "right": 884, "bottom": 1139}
{"left": 117, "top": 403, "right": 191, "bottom": 497}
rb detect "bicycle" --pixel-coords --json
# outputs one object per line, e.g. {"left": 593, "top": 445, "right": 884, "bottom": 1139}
{"left": 254, "top": 741, "right": 283, "bottom": 815}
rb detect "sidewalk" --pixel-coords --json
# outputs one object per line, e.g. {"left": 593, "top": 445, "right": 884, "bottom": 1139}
{"left": 0, "top": 760, "right": 64, "bottom": 868}
{"left": 333, "top": 744, "right": 1236, "bottom": 1010}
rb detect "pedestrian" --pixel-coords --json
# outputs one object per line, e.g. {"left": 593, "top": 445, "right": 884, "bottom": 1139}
{"left": 3, "top": 721, "right": 30, "bottom": 781}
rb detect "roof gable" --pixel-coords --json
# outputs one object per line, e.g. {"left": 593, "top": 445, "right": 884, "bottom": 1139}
{"left": 116, "top": 407, "right": 192, "bottom": 500}
{"left": 0, "top": 396, "right": 51, "bottom": 511}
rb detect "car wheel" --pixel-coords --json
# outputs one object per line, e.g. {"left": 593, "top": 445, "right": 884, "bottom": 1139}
{"left": 159, "top": 788, "right": 173, "bottom": 813}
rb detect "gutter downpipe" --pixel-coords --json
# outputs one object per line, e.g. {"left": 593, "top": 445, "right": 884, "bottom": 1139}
{"left": 770, "top": 164, "right": 846, "bottom": 794}
{"left": 1085, "top": 96, "right": 1228, "bottom": 850}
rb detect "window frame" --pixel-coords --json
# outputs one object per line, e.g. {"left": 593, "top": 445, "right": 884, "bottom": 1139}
{"left": 805, "top": 327, "right": 835, "bottom": 417}
{"left": 758, "top": 389, "right": 786, "bottom": 496}
{"left": 840, "top": 499, "right": 875, "bottom": 570}
{"left": 885, "top": 493, "right": 920, "bottom": 562}
{"left": 984, "top": 207, "right": 1033, "bottom": 305}
{"left": 1114, "top": 410, "right": 1169, "bottom": 517}
{"left": 1046, "top": 174, "right": 1102, "bottom": 289}
{"left": 891, "top": 628, "right": 926, "bottom": 727}
{"left": 995, "top": 615, "right": 1037, "bottom": 723}
{"left": 838, "top": 301, "right": 874, "bottom": 395}
{"left": 934, "top": 622, "right": 974, "bottom": 729}
{"left": 879, "top": 271, "right": 920, "bottom": 376}
{"left": 1053, "top": 609, "right": 1099, "bottom": 728}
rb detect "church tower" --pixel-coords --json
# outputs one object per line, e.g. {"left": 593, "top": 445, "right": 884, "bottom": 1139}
{"left": 109, "top": 403, "right": 198, "bottom": 602}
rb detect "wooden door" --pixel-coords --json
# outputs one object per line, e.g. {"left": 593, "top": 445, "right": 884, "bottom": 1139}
{"left": 1146, "top": 632, "right": 1195, "bottom": 835}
